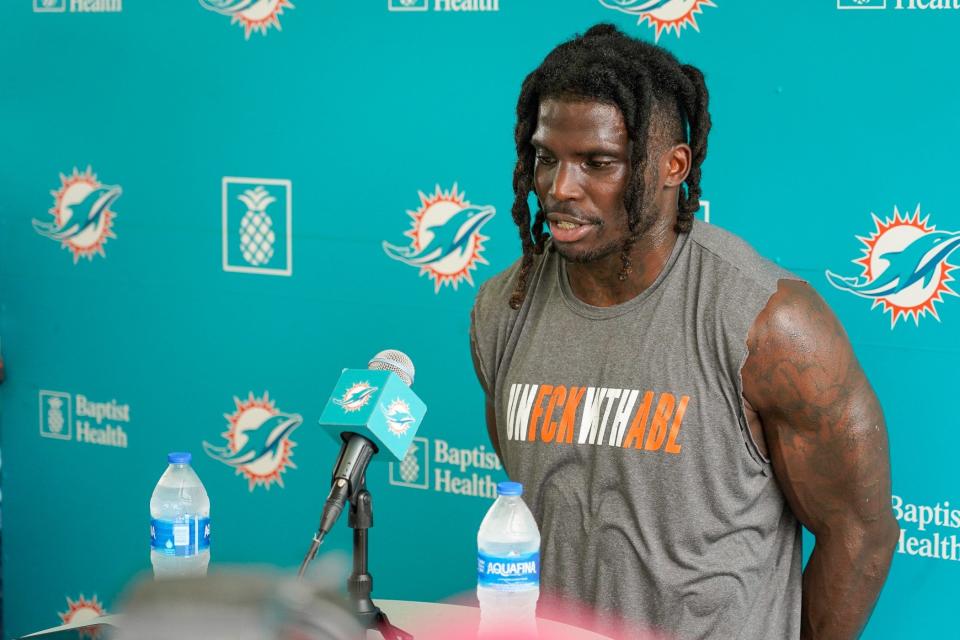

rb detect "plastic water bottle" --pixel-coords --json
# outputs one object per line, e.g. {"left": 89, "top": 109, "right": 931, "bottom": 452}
{"left": 150, "top": 452, "right": 210, "bottom": 579}
{"left": 477, "top": 481, "right": 540, "bottom": 638}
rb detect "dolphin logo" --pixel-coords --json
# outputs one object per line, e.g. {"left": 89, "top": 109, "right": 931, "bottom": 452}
{"left": 826, "top": 231, "right": 960, "bottom": 299}
{"left": 203, "top": 411, "right": 303, "bottom": 467}
{"left": 32, "top": 184, "right": 121, "bottom": 241}
{"left": 381, "top": 402, "right": 416, "bottom": 436}
{"left": 599, "top": 0, "right": 672, "bottom": 12}
{"left": 383, "top": 205, "right": 495, "bottom": 267}
{"left": 198, "top": 0, "right": 291, "bottom": 38}
{"left": 597, "top": 0, "right": 715, "bottom": 41}
{"left": 333, "top": 384, "right": 379, "bottom": 412}
{"left": 197, "top": 0, "right": 261, "bottom": 15}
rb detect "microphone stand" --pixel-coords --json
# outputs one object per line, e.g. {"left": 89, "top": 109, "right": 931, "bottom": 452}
{"left": 347, "top": 477, "right": 413, "bottom": 640}
{"left": 299, "top": 433, "right": 413, "bottom": 638}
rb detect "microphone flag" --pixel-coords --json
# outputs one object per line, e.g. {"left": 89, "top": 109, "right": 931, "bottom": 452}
{"left": 318, "top": 368, "right": 427, "bottom": 461}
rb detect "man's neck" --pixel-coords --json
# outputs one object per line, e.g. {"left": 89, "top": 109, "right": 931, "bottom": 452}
{"left": 565, "top": 217, "right": 680, "bottom": 307}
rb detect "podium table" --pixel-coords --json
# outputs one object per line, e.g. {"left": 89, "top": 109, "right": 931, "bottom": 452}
{"left": 22, "top": 599, "right": 612, "bottom": 639}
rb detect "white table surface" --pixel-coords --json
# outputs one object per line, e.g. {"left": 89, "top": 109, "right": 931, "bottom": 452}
{"left": 22, "top": 599, "right": 611, "bottom": 639}
{"left": 371, "top": 599, "right": 612, "bottom": 640}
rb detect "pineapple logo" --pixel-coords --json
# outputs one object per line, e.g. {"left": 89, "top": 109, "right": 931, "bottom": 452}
{"left": 58, "top": 594, "right": 107, "bottom": 639}
{"left": 47, "top": 397, "right": 65, "bottom": 434}
{"left": 389, "top": 436, "right": 429, "bottom": 489}
{"left": 399, "top": 443, "right": 420, "bottom": 481}
{"left": 222, "top": 177, "right": 292, "bottom": 276}
{"left": 388, "top": 0, "right": 429, "bottom": 9}
{"left": 33, "top": 0, "right": 67, "bottom": 12}
{"left": 199, "top": 0, "right": 294, "bottom": 39}
{"left": 238, "top": 186, "right": 277, "bottom": 267}
{"left": 39, "top": 390, "right": 73, "bottom": 441}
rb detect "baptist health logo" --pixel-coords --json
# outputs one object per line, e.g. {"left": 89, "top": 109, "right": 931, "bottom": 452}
{"left": 203, "top": 392, "right": 303, "bottom": 490}
{"left": 826, "top": 205, "right": 960, "bottom": 327}
{"left": 598, "top": 0, "right": 716, "bottom": 41}
{"left": 390, "top": 436, "right": 502, "bottom": 498}
{"left": 39, "top": 390, "right": 130, "bottom": 448}
{"left": 199, "top": 0, "right": 293, "bottom": 38}
{"left": 893, "top": 495, "right": 960, "bottom": 563}
{"left": 33, "top": 0, "right": 120, "bottom": 12}
{"left": 388, "top": 0, "right": 499, "bottom": 11}
{"left": 382, "top": 184, "right": 495, "bottom": 292}
{"left": 33, "top": 167, "right": 121, "bottom": 262}
{"left": 222, "top": 177, "right": 292, "bottom": 276}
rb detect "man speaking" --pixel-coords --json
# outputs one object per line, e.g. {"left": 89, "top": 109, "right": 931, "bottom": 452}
{"left": 469, "top": 24, "right": 899, "bottom": 640}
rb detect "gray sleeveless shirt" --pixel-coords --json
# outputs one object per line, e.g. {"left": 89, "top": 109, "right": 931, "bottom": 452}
{"left": 470, "top": 221, "right": 803, "bottom": 640}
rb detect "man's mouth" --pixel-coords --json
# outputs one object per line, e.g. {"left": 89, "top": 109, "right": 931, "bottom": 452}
{"left": 547, "top": 213, "right": 596, "bottom": 243}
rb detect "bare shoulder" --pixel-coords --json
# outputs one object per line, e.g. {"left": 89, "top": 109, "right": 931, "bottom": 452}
{"left": 748, "top": 279, "right": 846, "bottom": 359}
{"left": 742, "top": 279, "right": 865, "bottom": 424}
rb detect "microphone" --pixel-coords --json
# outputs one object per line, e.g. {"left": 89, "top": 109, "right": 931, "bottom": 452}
{"left": 298, "top": 350, "right": 427, "bottom": 577}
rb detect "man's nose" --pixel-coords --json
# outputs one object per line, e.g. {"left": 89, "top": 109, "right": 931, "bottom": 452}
{"left": 549, "top": 162, "right": 582, "bottom": 201}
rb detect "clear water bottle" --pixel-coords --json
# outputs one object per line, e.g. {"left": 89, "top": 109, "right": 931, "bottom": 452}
{"left": 150, "top": 452, "right": 210, "bottom": 579}
{"left": 477, "top": 481, "right": 540, "bottom": 638}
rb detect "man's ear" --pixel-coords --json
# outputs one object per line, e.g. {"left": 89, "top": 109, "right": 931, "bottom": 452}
{"left": 664, "top": 143, "right": 692, "bottom": 188}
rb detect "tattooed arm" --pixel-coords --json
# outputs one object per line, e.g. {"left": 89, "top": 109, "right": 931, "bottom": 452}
{"left": 741, "top": 280, "right": 899, "bottom": 640}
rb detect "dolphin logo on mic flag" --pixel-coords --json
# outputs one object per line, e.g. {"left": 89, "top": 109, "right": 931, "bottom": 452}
{"left": 380, "top": 399, "right": 416, "bottom": 436}
{"left": 333, "top": 382, "right": 379, "bottom": 412}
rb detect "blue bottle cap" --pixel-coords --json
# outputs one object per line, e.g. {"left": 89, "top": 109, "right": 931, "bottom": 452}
{"left": 497, "top": 481, "right": 523, "bottom": 496}
{"left": 168, "top": 451, "right": 192, "bottom": 464}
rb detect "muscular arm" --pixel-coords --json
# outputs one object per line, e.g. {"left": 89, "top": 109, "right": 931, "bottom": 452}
{"left": 742, "top": 280, "right": 899, "bottom": 640}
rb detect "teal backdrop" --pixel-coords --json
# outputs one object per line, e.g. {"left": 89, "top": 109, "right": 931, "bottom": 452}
{"left": 1, "top": 0, "right": 958, "bottom": 637}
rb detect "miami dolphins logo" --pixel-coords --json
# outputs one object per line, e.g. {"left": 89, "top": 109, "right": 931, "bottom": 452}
{"left": 381, "top": 398, "right": 415, "bottom": 436}
{"left": 33, "top": 166, "right": 120, "bottom": 262}
{"left": 826, "top": 205, "right": 960, "bottom": 328}
{"left": 198, "top": 0, "right": 294, "bottom": 39}
{"left": 203, "top": 392, "right": 303, "bottom": 490}
{"left": 333, "top": 382, "right": 379, "bottom": 413}
{"left": 383, "top": 184, "right": 495, "bottom": 292}
{"left": 598, "top": 0, "right": 717, "bottom": 41}
{"left": 59, "top": 594, "right": 106, "bottom": 639}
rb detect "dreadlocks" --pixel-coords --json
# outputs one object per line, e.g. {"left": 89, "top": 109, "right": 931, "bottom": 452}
{"left": 508, "top": 23, "right": 711, "bottom": 310}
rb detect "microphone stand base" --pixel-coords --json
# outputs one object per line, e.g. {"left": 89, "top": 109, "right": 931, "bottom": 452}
{"left": 348, "top": 487, "right": 414, "bottom": 640}
{"left": 355, "top": 606, "right": 414, "bottom": 640}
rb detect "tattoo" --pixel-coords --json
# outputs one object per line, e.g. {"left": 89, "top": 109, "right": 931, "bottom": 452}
{"left": 742, "top": 280, "right": 897, "bottom": 639}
